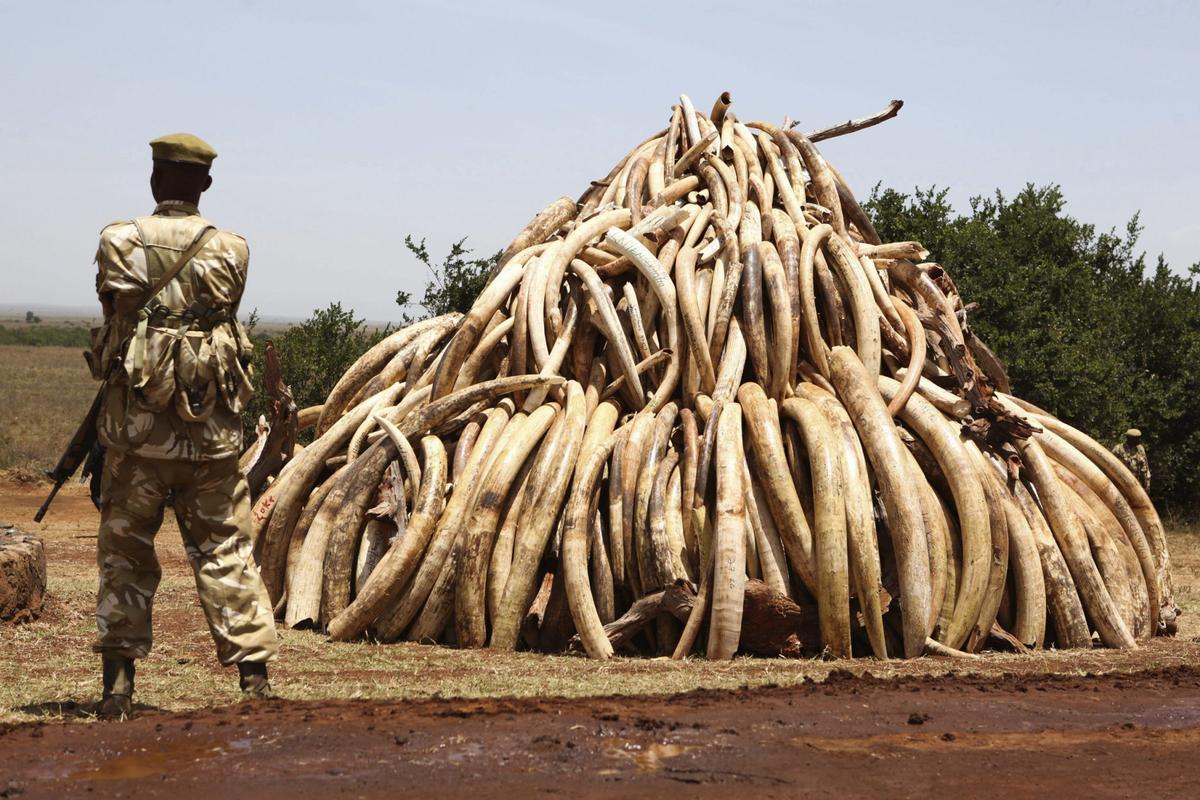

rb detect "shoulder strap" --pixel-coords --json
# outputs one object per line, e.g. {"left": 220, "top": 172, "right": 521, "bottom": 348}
{"left": 129, "top": 225, "right": 218, "bottom": 378}
{"left": 142, "top": 225, "right": 218, "bottom": 308}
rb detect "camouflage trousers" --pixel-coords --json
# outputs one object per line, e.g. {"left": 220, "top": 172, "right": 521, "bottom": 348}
{"left": 94, "top": 450, "right": 279, "bottom": 665}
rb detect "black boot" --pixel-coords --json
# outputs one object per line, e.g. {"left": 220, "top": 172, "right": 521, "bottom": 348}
{"left": 98, "top": 654, "right": 135, "bottom": 721}
{"left": 237, "top": 661, "right": 276, "bottom": 700}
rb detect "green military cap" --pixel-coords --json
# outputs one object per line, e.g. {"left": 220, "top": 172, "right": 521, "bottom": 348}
{"left": 1126, "top": 428, "right": 1142, "bottom": 438}
{"left": 149, "top": 133, "right": 217, "bottom": 167}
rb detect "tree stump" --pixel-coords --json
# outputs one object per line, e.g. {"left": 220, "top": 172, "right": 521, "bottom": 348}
{"left": 738, "top": 579, "right": 822, "bottom": 658}
{"left": 0, "top": 524, "right": 47, "bottom": 623}
{"left": 241, "top": 341, "right": 298, "bottom": 499}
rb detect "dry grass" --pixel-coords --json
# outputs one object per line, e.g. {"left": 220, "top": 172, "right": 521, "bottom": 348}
{"left": 2, "top": 482, "right": 1198, "bottom": 725}
{"left": 1168, "top": 520, "right": 1200, "bottom": 619}
{"left": 0, "top": 345, "right": 96, "bottom": 474}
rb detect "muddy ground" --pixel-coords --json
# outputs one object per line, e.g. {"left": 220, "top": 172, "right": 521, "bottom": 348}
{"left": 2, "top": 478, "right": 1200, "bottom": 798}
{"left": 4, "top": 668, "right": 1200, "bottom": 798}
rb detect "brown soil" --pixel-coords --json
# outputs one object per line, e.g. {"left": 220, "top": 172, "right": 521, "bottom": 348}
{"left": 2, "top": 667, "right": 1199, "bottom": 798}
{"left": 4, "top": 478, "right": 1200, "bottom": 798}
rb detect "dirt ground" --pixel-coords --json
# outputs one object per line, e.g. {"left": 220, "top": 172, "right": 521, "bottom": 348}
{"left": 3, "top": 477, "right": 1200, "bottom": 798}
{"left": 3, "top": 666, "right": 1199, "bottom": 799}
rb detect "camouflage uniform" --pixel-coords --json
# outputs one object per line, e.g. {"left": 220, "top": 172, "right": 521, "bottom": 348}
{"left": 1112, "top": 441, "right": 1151, "bottom": 493}
{"left": 90, "top": 200, "right": 278, "bottom": 665}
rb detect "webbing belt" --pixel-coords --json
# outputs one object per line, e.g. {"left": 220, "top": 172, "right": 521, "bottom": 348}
{"left": 131, "top": 226, "right": 217, "bottom": 378}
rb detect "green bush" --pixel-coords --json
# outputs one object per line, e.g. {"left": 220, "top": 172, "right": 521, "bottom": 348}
{"left": 238, "top": 237, "right": 496, "bottom": 443}
{"left": 241, "top": 304, "right": 387, "bottom": 441}
{"left": 865, "top": 184, "right": 1200, "bottom": 514}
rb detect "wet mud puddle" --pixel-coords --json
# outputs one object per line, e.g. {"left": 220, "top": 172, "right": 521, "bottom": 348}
{"left": 603, "top": 738, "right": 696, "bottom": 772}
{"left": 68, "top": 735, "right": 256, "bottom": 781}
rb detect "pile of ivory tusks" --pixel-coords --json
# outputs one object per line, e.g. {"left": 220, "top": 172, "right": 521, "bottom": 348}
{"left": 248, "top": 93, "right": 1177, "bottom": 660}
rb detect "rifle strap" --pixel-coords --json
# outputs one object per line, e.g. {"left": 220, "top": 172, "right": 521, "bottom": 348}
{"left": 132, "top": 226, "right": 218, "bottom": 377}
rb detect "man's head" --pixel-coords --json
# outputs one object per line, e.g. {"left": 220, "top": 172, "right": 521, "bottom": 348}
{"left": 148, "top": 133, "right": 216, "bottom": 205}
{"left": 1125, "top": 428, "right": 1142, "bottom": 445}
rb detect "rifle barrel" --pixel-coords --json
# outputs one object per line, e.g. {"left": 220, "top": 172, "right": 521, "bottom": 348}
{"left": 33, "top": 481, "right": 63, "bottom": 523}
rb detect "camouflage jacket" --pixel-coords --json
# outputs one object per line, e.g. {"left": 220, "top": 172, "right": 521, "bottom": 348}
{"left": 1111, "top": 442, "right": 1151, "bottom": 492}
{"left": 91, "top": 201, "right": 254, "bottom": 461}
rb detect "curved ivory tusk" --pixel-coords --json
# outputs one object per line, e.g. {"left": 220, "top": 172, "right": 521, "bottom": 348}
{"left": 757, "top": 241, "right": 792, "bottom": 400}
{"left": 497, "top": 197, "right": 578, "bottom": 271}
{"left": 663, "top": 104, "right": 682, "bottom": 184}
{"left": 780, "top": 395, "right": 852, "bottom": 657}
{"left": 754, "top": 131, "right": 806, "bottom": 232}
{"left": 1026, "top": 419, "right": 1160, "bottom": 636}
{"left": 346, "top": 382, "right": 404, "bottom": 462}
{"left": 371, "top": 402, "right": 514, "bottom": 641}
{"left": 887, "top": 300, "right": 927, "bottom": 417}
{"left": 795, "top": 383, "right": 887, "bottom": 659}
{"left": 961, "top": 441, "right": 1011, "bottom": 653}
{"left": 1020, "top": 438, "right": 1136, "bottom": 649}
{"left": 373, "top": 413, "right": 423, "bottom": 494}
{"left": 258, "top": 383, "right": 406, "bottom": 603}
{"left": 455, "top": 403, "right": 559, "bottom": 648}
{"left": 296, "top": 404, "right": 324, "bottom": 432}
{"left": 1015, "top": 404, "right": 1173, "bottom": 624}
{"left": 800, "top": 224, "right": 882, "bottom": 380}
{"left": 828, "top": 346, "right": 932, "bottom": 658}
{"left": 1057, "top": 466, "right": 1139, "bottom": 636}
{"left": 621, "top": 281, "right": 654, "bottom": 364}
{"left": 991, "top": 470, "right": 1047, "bottom": 649}
{"left": 491, "top": 384, "right": 590, "bottom": 650}
{"left": 317, "top": 314, "right": 458, "bottom": 436}
{"left": 392, "top": 374, "right": 564, "bottom": 438}
{"left": 704, "top": 215, "right": 743, "bottom": 371}
{"left": 710, "top": 90, "right": 732, "bottom": 124}
{"left": 604, "top": 228, "right": 681, "bottom": 412}
{"left": 924, "top": 637, "right": 981, "bottom": 659}
{"left": 634, "top": 404, "right": 679, "bottom": 593}
{"left": 562, "top": 411, "right": 621, "bottom": 658}
{"left": 523, "top": 287, "right": 581, "bottom": 411}
{"left": 737, "top": 383, "right": 817, "bottom": 593}
{"left": 783, "top": 128, "right": 846, "bottom": 237}
{"left": 671, "top": 245, "right": 716, "bottom": 395}
{"left": 327, "top": 436, "right": 448, "bottom": 641}
{"left": 430, "top": 258, "right": 530, "bottom": 401}
{"left": 600, "top": 349, "right": 672, "bottom": 402}
{"left": 535, "top": 208, "right": 633, "bottom": 363}
{"left": 879, "top": 376, "right": 991, "bottom": 651}
{"left": 569, "top": 258, "right": 644, "bottom": 401}
{"left": 708, "top": 402, "right": 746, "bottom": 660}
{"left": 453, "top": 316, "right": 514, "bottom": 391}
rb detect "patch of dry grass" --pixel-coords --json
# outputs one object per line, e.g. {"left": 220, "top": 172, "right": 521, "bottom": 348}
{"left": 1168, "top": 521, "right": 1200, "bottom": 618}
{"left": 0, "top": 345, "right": 96, "bottom": 473}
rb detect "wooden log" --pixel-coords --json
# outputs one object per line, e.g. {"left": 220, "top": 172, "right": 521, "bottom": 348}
{"left": 242, "top": 341, "right": 298, "bottom": 498}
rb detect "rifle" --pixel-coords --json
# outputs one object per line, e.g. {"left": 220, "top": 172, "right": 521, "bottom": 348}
{"left": 34, "top": 381, "right": 107, "bottom": 523}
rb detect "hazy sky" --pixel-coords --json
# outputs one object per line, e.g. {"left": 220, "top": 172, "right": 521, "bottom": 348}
{"left": 2, "top": 1, "right": 1197, "bottom": 321}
